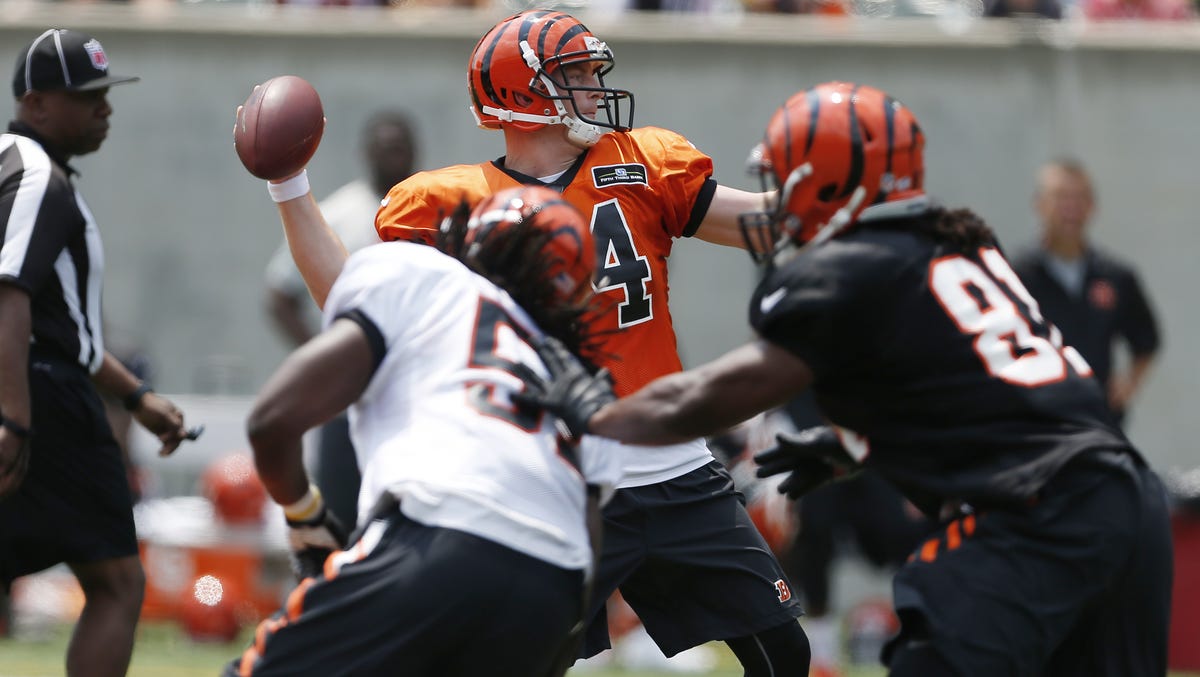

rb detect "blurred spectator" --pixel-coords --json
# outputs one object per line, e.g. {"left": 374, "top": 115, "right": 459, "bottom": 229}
{"left": 634, "top": 0, "right": 750, "bottom": 10}
{"left": 276, "top": 0, "right": 389, "bottom": 6}
{"left": 262, "top": 109, "right": 417, "bottom": 528}
{"left": 1010, "top": 158, "right": 1161, "bottom": 427}
{"left": 984, "top": 0, "right": 1062, "bottom": 18}
{"left": 1082, "top": 0, "right": 1194, "bottom": 19}
{"left": 743, "top": 0, "right": 849, "bottom": 14}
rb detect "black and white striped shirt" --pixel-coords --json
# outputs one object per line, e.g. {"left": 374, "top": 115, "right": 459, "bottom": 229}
{"left": 0, "top": 121, "right": 105, "bottom": 373}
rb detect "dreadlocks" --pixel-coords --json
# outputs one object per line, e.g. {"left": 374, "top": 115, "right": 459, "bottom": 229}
{"left": 436, "top": 199, "right": 607, "bottom": 372}
{"left": 929, "top": 207, "right": 997, "bottom": 252}
{"left": 864, "top": 206, "right": 997, "bottom": 253}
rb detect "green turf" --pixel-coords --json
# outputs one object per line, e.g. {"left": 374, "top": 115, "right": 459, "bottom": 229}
{"left": 0, "top": 621, "right": 841, "bottom": 677}
{"left": 2, "top": 622, "right": 1197, "bottom": 677}
{"left": 1, "top": 621, "right": 251, "bottom": 677}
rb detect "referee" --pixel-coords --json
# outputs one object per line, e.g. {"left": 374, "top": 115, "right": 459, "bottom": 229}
{"left": 0, "top": 29, "right": 192, "bottom": 676}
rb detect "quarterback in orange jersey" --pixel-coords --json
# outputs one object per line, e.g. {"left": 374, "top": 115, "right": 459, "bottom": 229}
{"left": 375, "top": 126, "right": 711, "bottom": 396}
{"left": 252, "top": 9, "right": 809, "bottom": 675}
{"left": 374, "top": 10, "right": 811, "bottom": 674}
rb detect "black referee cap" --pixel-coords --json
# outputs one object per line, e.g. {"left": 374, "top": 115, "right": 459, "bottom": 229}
{"left": 12, "top": 29, "right": 139, "bottom": 99}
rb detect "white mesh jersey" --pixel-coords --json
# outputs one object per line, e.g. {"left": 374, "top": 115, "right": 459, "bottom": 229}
{"left": 323, "top": 242, "right": 623, "bottom": 572}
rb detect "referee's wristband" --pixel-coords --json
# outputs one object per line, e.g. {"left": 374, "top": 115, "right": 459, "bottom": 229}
{"left": 123, "top": 383, "right": 153, "bottom": 412}
{"left": 0, "top": 416, "right": 30, "bottom": 439}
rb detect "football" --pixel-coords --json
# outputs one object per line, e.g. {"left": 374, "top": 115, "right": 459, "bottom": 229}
{"left": 234, "top": 75, "right": 324, "bottom": 181}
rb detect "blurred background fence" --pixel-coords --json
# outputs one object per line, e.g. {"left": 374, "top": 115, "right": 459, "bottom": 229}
{"left": 0, "top": 6, "right": 1196, "bottom": 473}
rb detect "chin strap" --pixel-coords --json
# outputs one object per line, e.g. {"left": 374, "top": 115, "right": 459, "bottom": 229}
{"left": 479, "top": 104, "right": 564, "bottom": 126}
{"left": 477, "top": 104, "right": 604, "bottom": 148}
{"left": 562, "top": 116, "right": 604, "bottom": 147}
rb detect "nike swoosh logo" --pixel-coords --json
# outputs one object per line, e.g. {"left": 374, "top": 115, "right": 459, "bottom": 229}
{"left": 760, "top": 287, "right": 787, "bottom": 313}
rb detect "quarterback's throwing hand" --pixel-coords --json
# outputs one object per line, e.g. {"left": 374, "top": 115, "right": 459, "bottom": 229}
{"left": 514, "top": 336, "right": 616, "bottom": 441}
{"left": 754, "top": 426, "right": 860, "bottom": 499}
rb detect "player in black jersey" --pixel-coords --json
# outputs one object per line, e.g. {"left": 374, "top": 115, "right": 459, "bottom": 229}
{"left": 522, "top": 81, "right": 1172, "bottom": 676}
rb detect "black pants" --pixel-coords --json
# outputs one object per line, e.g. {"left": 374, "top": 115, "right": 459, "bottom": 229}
{"left": 0, "top": 354, "right": 136, "bottom": 588}
{"left": 228, "top": 506, "right": 584, "bottom": 676}
{"left": 583, "top": 461, "right": 803, "bottom": 658}
{"left": 885, "top": 451, "right": 1172, "bottom": 676}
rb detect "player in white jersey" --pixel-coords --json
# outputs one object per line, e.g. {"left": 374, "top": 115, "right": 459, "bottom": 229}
{"left": 225, "top": 187, "right": 622, "bottom": 677}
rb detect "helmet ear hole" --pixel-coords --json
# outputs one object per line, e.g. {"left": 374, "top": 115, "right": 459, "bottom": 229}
{"left": 513, "top": 92, "right": 534, "bottom": 107}
{"left": 817, "top": 184, "right": 839, "bottom": 202}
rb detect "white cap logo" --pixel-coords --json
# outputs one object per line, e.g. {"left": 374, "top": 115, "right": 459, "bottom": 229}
{"left": 83, "top": 39, "right": 108, "bottom": 72}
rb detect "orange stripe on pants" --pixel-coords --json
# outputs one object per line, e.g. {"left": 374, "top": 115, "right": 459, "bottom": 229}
{"left": 947, "top": 520, "right": 962, "bottom": 551}
{"left": 919, "top": 538, "right": 940, "bottom": 562}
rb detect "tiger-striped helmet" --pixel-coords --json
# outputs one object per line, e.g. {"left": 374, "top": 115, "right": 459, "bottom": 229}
{"left": 739, "top": 82, "right": 925, "bottom": 261}
{"left": 468, "top": 10, "right": 634, "bottom": 148}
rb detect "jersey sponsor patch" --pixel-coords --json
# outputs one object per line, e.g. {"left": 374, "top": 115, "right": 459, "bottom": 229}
{"left": 592, "top": 163, "right": 648, "bottom": 188}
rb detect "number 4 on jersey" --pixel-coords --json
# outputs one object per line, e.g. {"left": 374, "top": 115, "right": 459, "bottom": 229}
{"left": 591, "top": 199, "right": 653, "bottom": 328}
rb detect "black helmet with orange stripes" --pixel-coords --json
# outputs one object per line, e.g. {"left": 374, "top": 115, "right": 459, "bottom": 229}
{"left": 739, "top": 82, "right": 926, "bottom": 262}
{"left": 468, "top": 10, "right": 634, "bottom": 148}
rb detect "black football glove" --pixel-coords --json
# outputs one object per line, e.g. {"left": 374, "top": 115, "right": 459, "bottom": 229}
{"left": 285, "top": 503, "right": 349, "bottom": 581}
{"left": 514, "top": 336, "right": 616, "bottom": 441}
{"left": 754, "top": 426, "right": 860, "bottom": 499}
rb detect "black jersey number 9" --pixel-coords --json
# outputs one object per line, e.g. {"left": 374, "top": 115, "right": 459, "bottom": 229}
{"left": 466, "top": 298, "right": 541, "bottom": 431}
{"left": 591, "top": 199, "right": 654, "bottom": 328}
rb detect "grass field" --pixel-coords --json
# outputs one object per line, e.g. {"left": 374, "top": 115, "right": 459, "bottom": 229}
{"left": 2, "top": 621, "right": 248, "bottom": 677}
{"left": 0, "top": 620, "right": 888, "bottom": 677}
{"left": 3, "top": 621, "right": 1197, "bottom": 677}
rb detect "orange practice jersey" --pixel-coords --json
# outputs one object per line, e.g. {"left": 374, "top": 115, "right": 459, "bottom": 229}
{"left": 376, "top": 127, "right": 717, "bottom": 396}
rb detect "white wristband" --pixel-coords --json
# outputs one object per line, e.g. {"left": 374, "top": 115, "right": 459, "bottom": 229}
{"left": 268, "top": 170, "right": 310, "bottom": 203}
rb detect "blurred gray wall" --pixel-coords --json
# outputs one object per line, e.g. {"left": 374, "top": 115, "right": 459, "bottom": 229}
{"left": 0, "top": 9, "right": 1195, "bottom": 469}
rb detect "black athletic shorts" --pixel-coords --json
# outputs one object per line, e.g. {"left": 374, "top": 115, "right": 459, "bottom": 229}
{"left": 0, "top": 353, "right": 137, "bottom": 588}
{"left": 884, "top": 450, "right": 1172, "bottom": 676}
{"left": 582, "top": 460, "right": 804, "bottom": 658}
{"left": 228, "top": 503, "right": 585, "bottom": 677}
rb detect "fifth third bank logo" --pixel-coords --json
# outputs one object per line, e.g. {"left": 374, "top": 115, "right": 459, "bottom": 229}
{"left": 592, "top": 163, "right": 648, "bottom": 188}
